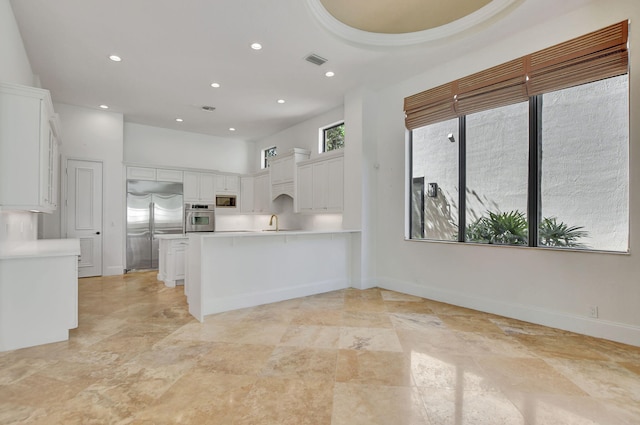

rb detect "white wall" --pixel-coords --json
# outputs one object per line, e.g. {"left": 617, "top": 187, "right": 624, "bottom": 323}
{"left": 0, "top": 0, "right": 38, "bottom": 243}
{"left": 0, "top": 0, "right": 34, "bottom": 87}
{"left": 254, "top": 106, "right": 344, "bottom": 171}
{"left": 124, "top": 123, "right": 252, "bottom": 174}
{"left": 55, "top": 103, "right": 125, "bottom": 276}
{"left": 364, "top": 0, "right": 640, "bottom": 345}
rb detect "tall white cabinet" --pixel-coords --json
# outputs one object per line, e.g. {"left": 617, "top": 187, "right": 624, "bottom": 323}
{"left": 0, "top": 82, "right": 60, "bottom": 213}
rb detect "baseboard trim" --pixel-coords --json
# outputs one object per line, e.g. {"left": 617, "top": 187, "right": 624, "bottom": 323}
{"left": 202, "top": 278, "right": 350, "bottom": 317}
{"left": 377, "top": 276, "right": 640, "bottom": 347}
{"left": 103, "top": 265, "right": 124, "bottom": 276}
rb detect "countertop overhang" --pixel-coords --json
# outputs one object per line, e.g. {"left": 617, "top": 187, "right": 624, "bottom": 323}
{"left": 192, "top": 229, "right": 360, "bottom": 238}
{"left": 156, "top": 230, "right": 361, "bottom": 240}
{"left": 0, "top": 239, "right": 81, "bottom": 259}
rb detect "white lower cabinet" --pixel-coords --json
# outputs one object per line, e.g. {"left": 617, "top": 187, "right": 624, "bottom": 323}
{"left": 295, "top": 153, "right": 343, "bottom": 213}
{"left": 158, "top": 237, "right": 188, "bottom": 287}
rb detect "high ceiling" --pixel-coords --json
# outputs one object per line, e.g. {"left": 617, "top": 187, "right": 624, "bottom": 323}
{"left": 8, "top": 0, "right": 589, "bottom": 142}
{"left": 319, "top": 0, "right": 492, "bottom": 34}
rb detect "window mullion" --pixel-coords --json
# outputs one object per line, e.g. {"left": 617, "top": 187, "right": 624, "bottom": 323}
{"left": 458, "top": 116, "right": 466, "bottom": 242}
{"left": 528, "top": 96, "right": 542, "bottom": 246}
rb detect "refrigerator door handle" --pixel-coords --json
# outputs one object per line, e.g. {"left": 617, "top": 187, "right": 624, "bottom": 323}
{"left": 150, "top": 202, "right": 155, "bottom": 237}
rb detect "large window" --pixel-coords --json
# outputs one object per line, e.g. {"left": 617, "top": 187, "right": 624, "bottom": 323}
{"left": 409, "top": 74, "right": 629, "bottom": 252}
{"left": 407, "top": 21, "right": 629, "bottom": 252}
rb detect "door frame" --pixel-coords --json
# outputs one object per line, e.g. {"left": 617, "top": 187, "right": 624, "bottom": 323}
{"left": 61, "top": 156, "right": 104, "bottom": 276}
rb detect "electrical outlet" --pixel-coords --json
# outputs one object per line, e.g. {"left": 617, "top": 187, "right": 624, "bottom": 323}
{"left": 588, "top": 305, "right": 599, "bottom": 318}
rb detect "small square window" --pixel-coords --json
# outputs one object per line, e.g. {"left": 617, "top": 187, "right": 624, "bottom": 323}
{"left": 321, "top": 122, "right": 344, "bottom": 152}
{"left": 262, "top": 146, "right": 277, "bottom": 168}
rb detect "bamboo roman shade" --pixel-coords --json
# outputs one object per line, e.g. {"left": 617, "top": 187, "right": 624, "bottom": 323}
{"left": 404, "top": 20, "right": 629, "bottom": 130}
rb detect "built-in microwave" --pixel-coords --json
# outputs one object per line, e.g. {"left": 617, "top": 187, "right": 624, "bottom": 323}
{"left": 185, "top": 203, "right": 215, "bottom": 232}
{"left": 215, "top": 195, "right": 237, "bottom": 208}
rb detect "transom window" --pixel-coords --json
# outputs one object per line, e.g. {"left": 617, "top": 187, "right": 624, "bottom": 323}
{"left": 321, "top": 122, "right": 345, "bottom": 152}
{"left": 262, "top": 146, "right": 277, "bottom": 169}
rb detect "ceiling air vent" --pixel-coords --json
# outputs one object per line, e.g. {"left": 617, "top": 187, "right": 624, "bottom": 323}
{"left": 304, "top": 53, "right": 327, "bottom": 66}
{"left": 201, "top": 105, "right": 216, "bottom": 112}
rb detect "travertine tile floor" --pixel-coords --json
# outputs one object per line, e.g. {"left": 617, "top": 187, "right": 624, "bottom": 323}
{"left": 1, "top": 272, "right": 639, "bottom": 424}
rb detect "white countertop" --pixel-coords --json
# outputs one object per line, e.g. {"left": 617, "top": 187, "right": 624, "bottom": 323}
{"left": 154, "top": 234, "right": 190, "bottom": 240}
{"left": 0, "top": 239, "right": 81, "bottom": 260}
{"left": 192, "top": 229, "right": 360, "bottom": 238}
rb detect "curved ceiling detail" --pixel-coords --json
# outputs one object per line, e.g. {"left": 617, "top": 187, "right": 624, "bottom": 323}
{"left": 306, "top": 0, "right": 521, "bottom": 47}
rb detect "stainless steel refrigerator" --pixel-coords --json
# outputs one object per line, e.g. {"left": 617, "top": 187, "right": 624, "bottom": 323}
{"left": 126, "top": 180, "right": 183, "bottom": 271}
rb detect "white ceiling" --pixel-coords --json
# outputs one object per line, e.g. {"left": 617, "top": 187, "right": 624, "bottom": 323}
{"left": 9, "top": 0, "right": 590, "bottom": 142}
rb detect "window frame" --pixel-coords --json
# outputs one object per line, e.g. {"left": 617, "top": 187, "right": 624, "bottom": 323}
{"left": 408, "top": 75, "right": 630, "bottom": 253}
{"left": 261, "top": 146, "right": 277, "bottom": 169}
{"left": 320, "top": 121, "right": 345, "bottom": 153}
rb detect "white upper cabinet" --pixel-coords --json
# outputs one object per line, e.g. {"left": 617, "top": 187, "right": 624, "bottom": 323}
{"left": 214, "top": 174, "right": 239, "bottom": 194}
{"left": 126, "top": 166, "right": 183, "bottom": 182}
{"left": 184, "top": 171, "right": 215, "bottom": 203}
{"left": 253, "top": 172, "right": 271, "bottom": 213}
{"left": 295, "top": 151, "right": 343, "bottom": 213}
{"left": 240, "top": 176, "right": 254, "bottom": 213}
{"left": 0, "top": 82, "right": 60, "bottom": 213}
{"left": 296, "top": 164, "right": 313, "bottom": 212}
{"left": 156, "top": 168, "right": 183, "bottom": 182}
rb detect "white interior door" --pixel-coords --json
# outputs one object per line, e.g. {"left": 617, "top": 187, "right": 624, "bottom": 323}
{"left": 66, "top": 159, "right": 103, "bottom": 277}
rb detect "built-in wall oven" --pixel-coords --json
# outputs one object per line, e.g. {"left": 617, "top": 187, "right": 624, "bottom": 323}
{"left": 185, "top": 203, "right": 215, "bottom": 232}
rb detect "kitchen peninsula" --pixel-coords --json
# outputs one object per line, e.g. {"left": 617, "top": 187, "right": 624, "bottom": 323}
{"left": 185, "top": 229, "right": 359, "bottom": 322}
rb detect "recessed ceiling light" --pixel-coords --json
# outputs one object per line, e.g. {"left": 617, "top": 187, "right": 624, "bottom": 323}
{"left": 250, "top": 42, "right": 262, "bottom": 50}
{"left": 210, "top": 82, "right": 220, "bottom": 88}
{"left": 175, "top": 118, "right": 183, "bottom": 122}
{"left": 99, "top": 104, "right": 109, "bottom": 109}
{"left": 325, "top": 71, "right": 335, "bottom": 77}
{"left": 109, "top": 55, "right": 122, "bottom": 62}
{"left": 229, "top": 127, "right": 236, "bottom": 131}
{"left": 277, "top": 99, "right": 285, "bottom": 104}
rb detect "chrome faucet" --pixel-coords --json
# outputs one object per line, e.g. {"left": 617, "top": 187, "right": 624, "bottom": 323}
{"left": 269, "top": 214, "right": 279, "bottom": 231}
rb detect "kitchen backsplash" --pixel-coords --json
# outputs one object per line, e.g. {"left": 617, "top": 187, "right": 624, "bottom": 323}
{"left": 0, "top": 210, "right": 38, "bottom": 242}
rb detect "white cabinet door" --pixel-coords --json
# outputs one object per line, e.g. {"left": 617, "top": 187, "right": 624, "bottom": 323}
{"left": 127, "top": 167, "right": 156, "bottom": 180}
{"left": 326, "top": 157, "right": 344, "bottom": 211}
{"left": 295, "top": 153, "right": 344, "bottom": 213}
{"left": 156, "top": 168, "right": 183, "bottom": 182}
{"left": 0, "top": 84, "right": 57, "bottom": 213}
{"left": 183, "top": 172, "right": 199, "bottom": 202}
{"left": 296, "top": 164, "right": 313, "bottom": 212}
{"left": 173, "top": 243, "right": 187, "bottom": 280}
{"left": 225, "top": 175, "right": 239, "bottom": 192}
{"left": 253, "top": 174, "right": 270, "bottom": 213}
{"left": 312, "top": 161, "right": 328, "bottom": 211}
{"left": 214, "top": 174, "right": 226, "bottom": 193}
{"left": 241, "top": 176, "right": 254, "bottom": 213}
{"left": 199, "top": 173, "right": 216, "bottom": 202}
{"left": 215, "top": 174, "right": 239, "bottom": 194}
